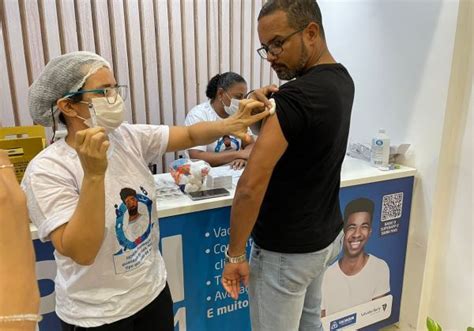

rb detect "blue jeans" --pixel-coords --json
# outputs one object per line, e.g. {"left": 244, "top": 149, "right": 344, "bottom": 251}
{"left": 249, "top": 231, "right": 344, "bottom": 331}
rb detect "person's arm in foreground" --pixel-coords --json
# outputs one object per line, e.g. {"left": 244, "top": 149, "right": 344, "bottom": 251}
{"left": 0, "top": 150, "right": 40, "bottom": 331}
{"left": 166, "top": 99, "right": 269, "bottom": 152}
{"left": 49, "top": 127, "right": 109, "bottom": 266}
{"left": 221, "top": 109, "right": 288, "bottom": 300}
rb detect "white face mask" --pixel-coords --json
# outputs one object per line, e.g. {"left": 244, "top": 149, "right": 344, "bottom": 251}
{"left": 78, "top": 95, "right": 125, "bottom": 132}
{"left": 222, "top": 93, "right": 241, "bottom": 116}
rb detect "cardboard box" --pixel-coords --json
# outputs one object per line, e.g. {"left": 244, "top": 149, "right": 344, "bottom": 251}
{"left": 0, "top": 137, "right": 43, "bottom": 182}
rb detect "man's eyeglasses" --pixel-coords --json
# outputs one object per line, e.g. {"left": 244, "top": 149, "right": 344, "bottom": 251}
{"left": 257, "top": 27, "right": 306, "bottom": 59}
{"left": 63, "top": 85, "right": 128, "bottom": 104}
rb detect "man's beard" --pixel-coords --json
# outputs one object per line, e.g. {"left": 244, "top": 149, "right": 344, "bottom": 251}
{"left": 273, "top": 42, "right": 309, "bottom": 80}
{"left": 128, "top": 206, "right": 138, "bottom": 216}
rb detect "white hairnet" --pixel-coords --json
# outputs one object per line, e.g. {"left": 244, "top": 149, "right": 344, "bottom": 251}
{"left": 29, "top": 51, "right": 111, "bottom": 127}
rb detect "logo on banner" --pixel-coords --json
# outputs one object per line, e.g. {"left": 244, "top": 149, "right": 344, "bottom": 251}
{"left": 330, "top": 313, "right": 357, "bottom": 330}
{"left": 322, "top": 293, "right": 394, "bottom": 330}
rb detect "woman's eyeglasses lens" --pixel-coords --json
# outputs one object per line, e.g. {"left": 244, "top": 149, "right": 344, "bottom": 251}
{"left": 105, "top": 86, "right": 128, "bottom": 104}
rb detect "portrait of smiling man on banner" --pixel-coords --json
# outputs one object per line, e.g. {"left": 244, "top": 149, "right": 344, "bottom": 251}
{"left": 321, "top": 197, "right": 391, "bottom": 317}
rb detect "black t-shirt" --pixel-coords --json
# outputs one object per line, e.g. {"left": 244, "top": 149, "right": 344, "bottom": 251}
{"left": 252, "top": 63, "right": 354, "bottom": 253}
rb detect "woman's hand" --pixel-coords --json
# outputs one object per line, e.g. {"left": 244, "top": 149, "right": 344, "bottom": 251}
{"left": 0, "top": 150, "right": 20, "bottom": 203}
{"left": 247, "top": 84, "right": 279, "bottom": 108}
{"left": 0, "top": 149, "right": 12, "bottom": 167}
{"left": 224, "top": 100, "right": 269, "bottom": 144}
{"left": 74, "top": 127, "right": 110, "bottom": 178}
{"left": 230, "top": 158, "right": 247, "bottom": 170}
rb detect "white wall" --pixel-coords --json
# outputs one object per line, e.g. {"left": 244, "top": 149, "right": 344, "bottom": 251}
{"left": 426, "top": 82, "right": 472, "bottom": 330}
{"left": 319, "top": 0, "right": 458, "bottom": 146}
{"left": 419, "top": 0, "right": 473, "bottom": 327}
{"left": 319, "top": 0, "right": 463, "bottom": 329}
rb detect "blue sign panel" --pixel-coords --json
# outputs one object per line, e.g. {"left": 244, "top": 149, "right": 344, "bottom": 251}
{"left": 33, "top": 176, "right": 413, "bottom": 331}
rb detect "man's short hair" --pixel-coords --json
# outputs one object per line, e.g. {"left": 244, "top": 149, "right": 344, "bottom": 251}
{"left": 258, "top": 0, "right": 325, "bottom": 40}
{"left": 343, "top": 198, "right": 375, "bottom": 225}
{"left": 120, "top": 187, "right": 137, "bottom": 202}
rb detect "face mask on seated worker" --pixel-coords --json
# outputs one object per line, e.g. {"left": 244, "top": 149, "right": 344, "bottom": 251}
{"left": 223, "top": 93, "right": 241, "bottom": 116}
{"left": 77, "top": 95, "right": 125, "bottom": 132}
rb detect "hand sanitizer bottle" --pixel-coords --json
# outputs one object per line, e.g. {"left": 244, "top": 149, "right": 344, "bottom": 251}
{"left": 371, "top": 129, "right": 390, "bottom": 169}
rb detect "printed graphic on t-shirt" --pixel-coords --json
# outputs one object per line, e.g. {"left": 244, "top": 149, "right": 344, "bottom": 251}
{"left": 214, "top": 135, "right": 240, "bottom": 152}
{"left": 113, "top": 186, "right": 154, "bottom": 274}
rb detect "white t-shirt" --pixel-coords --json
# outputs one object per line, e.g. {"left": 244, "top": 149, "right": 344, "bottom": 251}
{"left": 321, "top": 254, "right": 390, "bottom": 315}
{"left": 22, "top": 123, "right": 169, "bottom": 327}
{"left": 184, "top": 101, "right": 246, "bottom": 153}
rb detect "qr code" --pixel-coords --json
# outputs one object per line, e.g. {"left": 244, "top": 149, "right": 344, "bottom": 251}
{"left": 381, "top": 192, "right": 404, "bottom": 222}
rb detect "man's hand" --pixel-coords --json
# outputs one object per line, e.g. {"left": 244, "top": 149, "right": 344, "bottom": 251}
{"left": 221, "top": 261, "right": 250, "bottom": 300}
{"left": 248, "top": 84, "right": 279, "bottom": 109}
{"left": 74, "top": 127, "right": 109, "bottom": 178}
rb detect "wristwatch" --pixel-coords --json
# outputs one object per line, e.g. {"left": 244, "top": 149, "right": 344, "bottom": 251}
{"left": 224, "top": 248, "right": 247, "bottom": 264}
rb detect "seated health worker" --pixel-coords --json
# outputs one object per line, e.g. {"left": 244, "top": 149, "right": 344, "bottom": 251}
{"left": 184, "top": 72, "right": 255, "bottom": 170}
{"left": 21, "top": 51, "right": 268, "bottom": 331}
